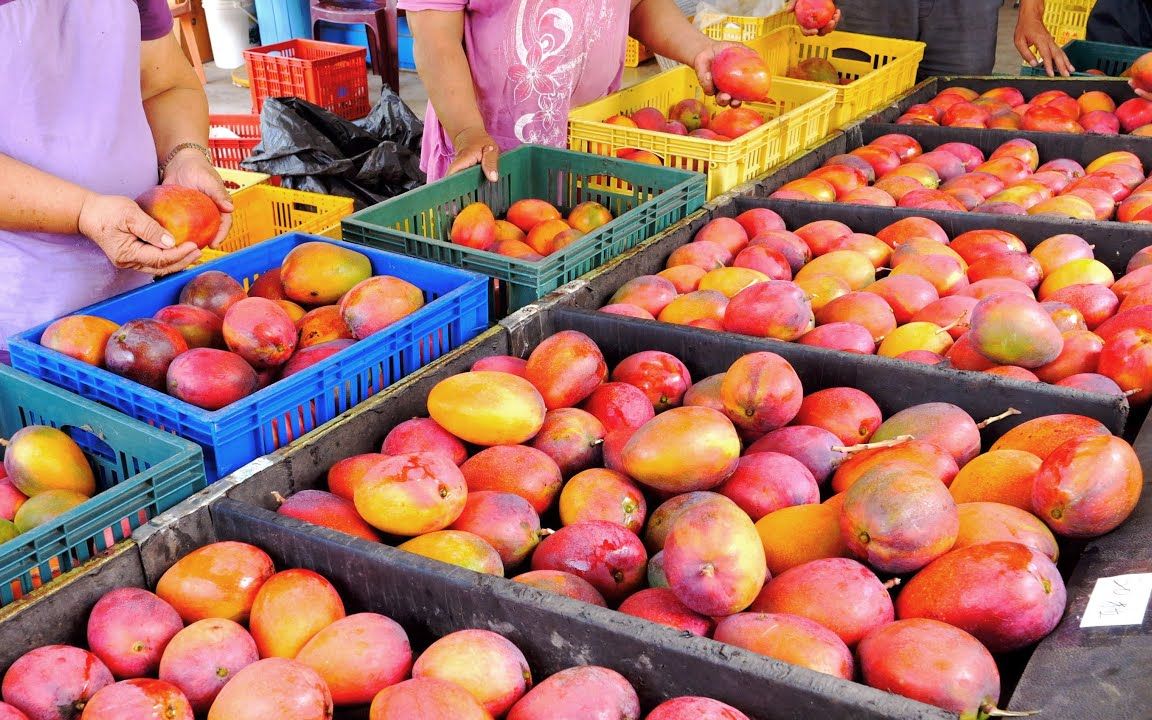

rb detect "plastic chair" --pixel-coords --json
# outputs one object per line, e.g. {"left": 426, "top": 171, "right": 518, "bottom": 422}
{"left": 309, "top": 0, "right": 400, "bottom": 92}
{"left": 169, "top": 0, "right": 207, "bottom": 84}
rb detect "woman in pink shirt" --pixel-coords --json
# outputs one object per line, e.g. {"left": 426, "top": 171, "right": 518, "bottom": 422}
{"left": 401, "top": 0, "right": 786, "bottom": 182}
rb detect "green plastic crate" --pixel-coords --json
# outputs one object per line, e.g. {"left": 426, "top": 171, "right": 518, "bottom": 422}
{"left": 0, "top": 365, "right": 204, "bottom": 605}
{"left": 1021, "top": 40, "right": 1149, "bottom": 77}
{"left": 341, "top": 144, "right": 707, "bottom": 319}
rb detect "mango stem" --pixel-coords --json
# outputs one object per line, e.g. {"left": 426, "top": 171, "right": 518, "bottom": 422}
{"left": 977, "top": 408, "right": 1021, "bottom": 429}
{"left": 832, "top": 434, "right": 915, "bottom": 454}
{"left": 883, "top": 577, "right": 902, "bottom": 590}
{"left": 270, "top": 491, "right": 287, "bottom": 507}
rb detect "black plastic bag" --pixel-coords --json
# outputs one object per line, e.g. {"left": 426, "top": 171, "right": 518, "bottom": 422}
{"left": 240, "top": 91, "right": 425, "bottom": 209}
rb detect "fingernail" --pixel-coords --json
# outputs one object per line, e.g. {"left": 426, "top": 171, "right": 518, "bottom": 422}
{"left": 161, "top": 234, "right": 176, "bottom": 248}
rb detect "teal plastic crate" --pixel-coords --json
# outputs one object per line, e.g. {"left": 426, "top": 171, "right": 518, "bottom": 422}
{"left": 340, "top": 144, "right": 707, "bottom": 319}
{"left": 0, "top": 365, "right": 204, "bottom": 605}
{"left": 1021, "top": 40, "right": 1149, "bottom": 77}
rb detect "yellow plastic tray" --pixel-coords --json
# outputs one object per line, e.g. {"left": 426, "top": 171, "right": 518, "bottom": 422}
{"left": 195, "top": 185, "right": 354, "bottom": 265}
{"left": 1043, "top": 0, "right": 1096, "bottom": 45}
{"left": 698, "top": 9, "right": 793, "bottom": 41}
{"left": 752, "top": 26, "right": 925, "bottom": 129}
{"left": 568, "top": 68, "right": 835, "bottom": 200}
{"left": 215, "top": 167, "right": 270, "bottom": 195}
{"left": 625, "top": 37, "right": 653, "bottom": 68}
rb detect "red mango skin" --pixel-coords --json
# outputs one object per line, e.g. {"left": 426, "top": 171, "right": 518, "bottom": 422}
{"left": 507, "top": 666, "right": 640, "bottom": 720}
{"left": 580, "top": 382, "right": 656, "bottom": 433}
{"left": 80, "top": 679, "right": 193, "bottom": 720}
{"left": 611, "top": 351, "right": 692, "bottom": 413}
{"left": 716, "top": 452, "right": 819, "bottom": 522}
{"left": 158, "top": 619, "right": 259, "bottom": 714}
{"left": 713, "top": 612, "right": 854, "bottom": 680}
{"left": 530, "top": 520, "right": 647, "bottom": 602}
{"left": 511, "top": 570, "right": 607, "bottom": 606}
{"left": 647, "top": 697, "right": 751, "bottom": 720}
{"left": 523, "top": 330, "right": 608, "bottom": 409}
{"left": 794, "top": 387, "right": 882, "bottom": 447}
{"left": 451, "top": 491, "right": 542, "bottom": 567}
{"left": 896, "top": 541, "right": 1067, "bottom": 653}
{"left": 870, "top": 402, "right": 981, "bottom": 465}
{"left": 954, "top": 502, "right": 1060, "bottom": 561}
{"left": 381, "top": 418, "right": 468, "bottom": 465}
{"left": 1032, "top": 434, "right": 1143, "bottom": 538}
{"left": 858, "top": 619, "right": 1000, "bottom": 718}
{"left": 205, "top": 658, "right": 332, "bottom": 720}
{"left": 752, "top": 558, "right": 893, "bottom": 647}
{"left": 276, "top": 489, "right": 382, "bottom": 542}
{"left": 840, "top": 469, "right": 959, "bottom": 574}
{"left": 745, "top": 425, "right": 847, "bottom": 486}
{"left": 531, "top": 408, "right": 606, "bottom": 477}
{"left": 86, "top": 588, "right": 184, "bottom": 679}
{"left": 1, "top": 645, "right": 114, "bottom": 720}
{"left": 618, "top": 588, "right": 716, "bottom": 637}
{"left": 832, "top": 439, "right": 959, "bottom": 494}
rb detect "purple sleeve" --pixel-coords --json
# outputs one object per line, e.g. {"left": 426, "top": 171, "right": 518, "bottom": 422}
{"left": 137, "top": 0, "right": 174, "bottom": 41}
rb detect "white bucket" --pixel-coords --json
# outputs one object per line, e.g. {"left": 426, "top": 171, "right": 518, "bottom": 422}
{"left": 202, "top": 0, "right": 257, "bottom": 70}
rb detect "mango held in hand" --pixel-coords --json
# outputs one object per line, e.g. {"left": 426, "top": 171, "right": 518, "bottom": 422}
{"left": 136, "top": 186, "right": 221, "bottom": 250}
{"left": 711, "top": 46, "right": 772, "bottom": 103}
{"left": 3, "top": 425, "right": 95, "bottom": 497}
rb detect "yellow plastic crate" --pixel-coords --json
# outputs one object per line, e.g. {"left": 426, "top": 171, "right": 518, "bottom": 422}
{"left": 195, "top": 185, "right": 354, "bottom": 265}
{"left": 749, "top": 27, "right": 924, "bottom": 129}
{"left": 215, "top": 167, "right": 271, "bottom": 195}
{"left": 698, "top": 9, "right": 793, "bottom": 41}
{"left": 625, "top": 37, "right": 653, "bottom": 68}
{"left": 1044, "top": 0, "right": 1095, "bottom": 45}
{"left": 568, "top": 68, "right": 835, "bottom": 200}
{"left": 317, "top": 223, "right": 343, "bottom": 240}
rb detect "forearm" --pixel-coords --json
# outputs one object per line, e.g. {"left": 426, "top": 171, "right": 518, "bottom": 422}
{"left": 140, "top": 34, "right": 210, "bottom": 163}
{"left": 1018, "top": 0, "right": 1046, "bottom": 22}
{"left": 630, "top": 0, "right": 711, "bottom": 67}
{"left": 0, "top": 153, "right": 91, "bottom": 234}
{"left": 143, "top": 87, "right": 210, "bottom": 163}
{"left": 409, "top": 11, "right": 487, "bottom": 144}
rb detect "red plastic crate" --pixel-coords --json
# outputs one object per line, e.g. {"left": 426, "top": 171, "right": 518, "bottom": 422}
{"left": 208, "top": 114, "right": 262, "bottom": 170}
{"left": 243, "top": 39, "right": 370, "bottom": 120}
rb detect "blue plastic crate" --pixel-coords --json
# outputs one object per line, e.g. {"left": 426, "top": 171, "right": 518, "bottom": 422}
{"left": 9, "top": 234, "right": 489, "bottom": 482}
{"left": 0, "top": 365, "right": 204, "bottom": 605}
{"left": 398, "top": 16, "right": 415, "bottom": 71}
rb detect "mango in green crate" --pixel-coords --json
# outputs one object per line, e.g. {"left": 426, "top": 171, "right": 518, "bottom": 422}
{"left": 3, "top": 425, "right": 95, "bottom": 497}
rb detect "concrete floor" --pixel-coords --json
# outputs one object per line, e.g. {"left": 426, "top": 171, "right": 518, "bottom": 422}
{"left": 204, "top": 4, "right": 1029, "bottom": 117}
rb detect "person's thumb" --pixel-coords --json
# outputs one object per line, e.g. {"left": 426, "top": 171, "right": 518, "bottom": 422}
{"left": 481, "top": 144, "right": 500, "bottom": 183}
{"left": 125, "top": 205, "right": 176, "bottom": 249}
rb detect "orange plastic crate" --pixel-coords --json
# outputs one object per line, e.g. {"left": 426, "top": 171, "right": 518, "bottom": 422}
{"left": 243, "top": 39, "right": 370, "bottom": 120}
{"left": 208, "top": 114, "right": 261, "bottom": 170}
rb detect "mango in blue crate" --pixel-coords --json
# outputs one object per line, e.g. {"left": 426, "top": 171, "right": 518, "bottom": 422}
{"left": 3, "top": 425, "right": 95, "bottom": 497}
{"left": 339, "top": 276, "right": 424, "bottom": 339}
{"left": 40, "top": 315, "right": 120, "bottom": 367}
{"left": 0, "top": 519, "right": 15, "bottom": 543}
{"left": 279, "top": 241, "right": 372, "bottom": 306}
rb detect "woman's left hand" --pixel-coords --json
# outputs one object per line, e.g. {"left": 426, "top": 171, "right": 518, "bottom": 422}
{"left": 693, "top": 41, "right": 746, "bottom": 107}
{"left": 161, "top": 149, "right": 234, "bottom": 248}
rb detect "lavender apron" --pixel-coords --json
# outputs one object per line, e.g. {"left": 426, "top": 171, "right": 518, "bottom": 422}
{"left": 0, "top": 0, "right": 159, "bottom": 358}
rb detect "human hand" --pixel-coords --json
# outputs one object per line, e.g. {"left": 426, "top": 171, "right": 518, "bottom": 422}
{"left": 449, "top": 127, "right": 500, "bottom": 182}
{"left": 1014, "top": 9, "right": 1074, "bottom": 76}
{"left": 783, "top": 1, "right": 841, "bottom": 36}
{"left": 693, "top": 41, "right": 744, "bottom": 108}
{"left": 77, "top": 193, "right": 202, "bottom": 275}
{"left": 161, "top": 149, "right": 233, "bottom": 248}
{"left": 1129, "top": 80, "right": 1152, "bottom": 101}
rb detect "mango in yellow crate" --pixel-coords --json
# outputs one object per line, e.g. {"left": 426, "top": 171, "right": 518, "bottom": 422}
{"left": 3, "top": 425, "right": 95, "bottom": 497}
{"left": 621, "top": 149, "right": 664, "bottom": 166}
{"left": 279, "top": 241, "right": 371, "bottom": 306}
{"left": 712, "top": 46, "right": 772, "bottom": 102}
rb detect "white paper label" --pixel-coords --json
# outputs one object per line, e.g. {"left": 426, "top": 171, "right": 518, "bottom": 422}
{"left": 1079, "top": 573, "right": 1152, "bottom": 628}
